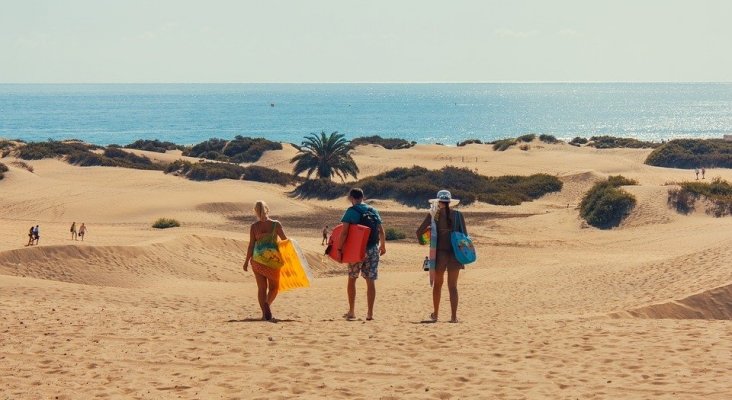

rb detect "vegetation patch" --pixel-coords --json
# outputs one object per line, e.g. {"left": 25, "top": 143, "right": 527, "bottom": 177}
{"left": 385, "top": 227, "right": 407, "bottom": 241}
{"left": 667, "top": 178, "right": 732, "bottom": 217}
{"left": 579, "top": 175, "right": 638, "bottom": 229}
{"left": 0, "top": 162, "right": 8, "bottom": 180}
{"left": 350, "top": 135, "right": 415, "bottom": 150}
{"left": 165, "top": 160, "right": 299, "bottom": 185}
{"left": 152, "top": 218, "right": 181, "bottom": 229}
{"left": 183, "top": 136, "right": 282, "bottom": 163}
{"left": 125, "top": 139, "right": 185, "bottom": 153}
{"left": 17, "top": 141, "right": 98, "bottom": 160}
{"left": 517, "top": 134, "right": 536, "bottom": 143}
{"left": 539, "top": 134, "right": 560, "bottom": 144}
{"left": 293, "top": 166, "right": 562, "bottom": 208}
{"left": 569, "top": 137, "right": 589, "bottom": 147}
{"left": 645, "top": 139, "right": 732, "bottom": 169}
{"left": 10, "top": 161, "right": 34, "bottom": 173}
{"left": 588, "top": 136, "right": 659, "bottom": 149}
{"left": 457, "top": 139, "right": 483, "bottom": 147}
{"left": 492, "top": 138, "right": 518, "bottom": 151}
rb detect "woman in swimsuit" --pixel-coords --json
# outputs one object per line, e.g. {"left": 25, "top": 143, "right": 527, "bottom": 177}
{"left": 243, "top": 201, "right": 287, "bottom": 321}
{"left": 70, "top": 222, "right": 77, "bottom": 241}
{"left": 78, "top": 223, "right": 87, "bottom": 241}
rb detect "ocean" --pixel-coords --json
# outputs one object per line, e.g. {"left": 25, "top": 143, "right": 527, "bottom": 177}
{"left": 0, "top": 83, "right": 731, "bottom": 146}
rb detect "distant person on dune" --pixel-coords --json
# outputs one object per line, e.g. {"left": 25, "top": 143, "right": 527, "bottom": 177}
{"left": 70, "top": 222, "right": 77, "bottom": 241}
{"left": 416, "top": 190, "right": 468, "bottom": 323}
{"left": 322, "top": 225, "right": 329, "bottom": 246}
{"left": 338, "top": 188, "right": 386, "bottom": 321}
{"left": 79, "top": 223, "right": 87, "bottom": 241}
{"left": 25, "top": 226, "right": 35, "bottom": 246}
{"left": 243, "top": 201, "right": 287, "bottom": 321}
{"left": 695, "top": 167, "right": 700, "bottom": 180}
{"left": 32, "top": 225, "right": 40, "bottom": 245}
{"left": 702, "top": 167, "right": 706, "bottom": 179}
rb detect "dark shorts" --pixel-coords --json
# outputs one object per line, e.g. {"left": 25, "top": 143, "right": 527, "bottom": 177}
{"left": 435, "top": 249, "right": 464, "bottom": 271}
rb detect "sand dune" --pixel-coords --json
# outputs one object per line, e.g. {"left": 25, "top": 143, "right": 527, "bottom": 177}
{"left": 2, "top": 143, "right": 732, "bottom": 399}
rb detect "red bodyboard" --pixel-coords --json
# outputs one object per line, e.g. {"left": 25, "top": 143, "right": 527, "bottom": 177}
{"left": 327, "top": 223, "right": 371, "bottom": 263}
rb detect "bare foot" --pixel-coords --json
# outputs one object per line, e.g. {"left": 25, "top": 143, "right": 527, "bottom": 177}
{"left": 430, "top": 313, "right": 438, "bottom": 322}
{"left": 343, "top": 312, "right": 356, "bottom": 321}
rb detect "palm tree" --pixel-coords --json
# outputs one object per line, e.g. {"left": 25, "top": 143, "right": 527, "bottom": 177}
{"left": 291, "top": 131, "right": 359, "bottom": 180}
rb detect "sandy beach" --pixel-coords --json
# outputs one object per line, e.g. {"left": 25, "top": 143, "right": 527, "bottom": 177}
{"left": 2, "top": 142, "right": 732, "bottom": 399}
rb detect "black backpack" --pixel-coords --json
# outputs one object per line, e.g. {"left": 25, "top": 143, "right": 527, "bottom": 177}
{"left": 352, "top": 205, "right": 381, "bottom": 247}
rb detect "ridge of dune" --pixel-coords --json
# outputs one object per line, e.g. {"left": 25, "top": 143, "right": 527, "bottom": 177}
{"left": 610, "top": 281, "right": 732, "bottom": 320}
{"left": 0, "top": 234, "right": 337, "bottom": 288}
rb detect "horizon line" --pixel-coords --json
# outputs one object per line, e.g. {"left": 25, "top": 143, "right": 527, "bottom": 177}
{"left": 1, "top": 80, "right": 731, "bottom": 85}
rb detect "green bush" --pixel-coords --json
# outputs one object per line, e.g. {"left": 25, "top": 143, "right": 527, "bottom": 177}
{"left": 492, "top": 138, "right": 517, "bottom": 151}
{"left": 539, "top": 134, "right": 560, "bottom": 144}
{"left": 292, "top": 166, "right": 562, "bottom": 208}
{"left": 350, "top": 135, "right": 416, "bottom": 150}
{"left": 457, "top": 139, "right": 483, "bottom": 147}
{"left": 517, "top": 134, "right": 536, "bottom": 143}
{"left": 579, "top": 176, "right": 638, "bottom": 229}
{"left": 0, "top": 162, "right": 8, "bottom": 180}
{"left": 166, "top": 160, "right": 298, "bottom": 185}
{"left": 125, "top": 139, "right": 184, "bottom": 153}
{"left": 385, "top": 227, "right": 407, "bottom": 241}
{"left": 645, "top": 139, "right": 732, "bottom": 169}
{"left": 588, "top": 136, "right": 659, "bottom": 149}
{"left": 667, "top": 178, "right": 732, "bottom": 217}
{"left": 183, "top": 136, "right": 282, "bottom": 163}
{"left": 152, "top": 218, "right": 180, "bottom": 229}
{"left": 17, "top": 141, "right": 93, "bottom": 160}
{"left": 569, "top": 137, "right": 589, "bottom": 146}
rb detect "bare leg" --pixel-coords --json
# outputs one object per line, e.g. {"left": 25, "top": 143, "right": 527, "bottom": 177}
{"left": 254, "top": 272, "right": 268, "bottom": 320}
{"left": 366, "top": 278, "right": 376, "bottom": 320}
{"left": 447, "top": 268, "right": 460, "bottom": 322}
{"left": 266, "top": 276, "right": 279, "bottom": 306}
{"left": 346, "top": 276, "right": 357, "bottom": 318}
{"left": 432, "top": 267, "right": 446, "bottom": 320}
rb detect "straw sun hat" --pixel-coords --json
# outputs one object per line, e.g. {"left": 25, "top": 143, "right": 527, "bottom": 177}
{"left": 429, "top": 190, "right": 460, "bottom": 206}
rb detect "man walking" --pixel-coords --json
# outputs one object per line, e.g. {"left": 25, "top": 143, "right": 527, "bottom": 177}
{"left": 338, "top": 188, "right": 386, "bottom": 321}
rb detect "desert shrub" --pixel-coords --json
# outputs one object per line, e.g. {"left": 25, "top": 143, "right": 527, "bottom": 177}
{"left": 588, "top": 136, "right": 659, "bottom": 149}
{"left": 152, "top": 218, "right": 180, "bottom": 229}
{"left": 0, "top": 162, "right": 7, "bottom": 180}
{"left": 569, "top": 137, "right": 589, "bottom": 146}
{"left": 350, "top": 135, "right": 416, "bottom": 150}
{"left": 291, "top": 178, "right": 349, "bottom": 199}
{"left": 125, "top": 139, "right": 184, "bottom": 153}
{"left": 166, "top": 160, "right": 297, "bottom": 185}
{"left": 539, "top": 134, "right": 559, "bottom": 144}
{"left": 519, "top": 144, "right": 530, "bottom": 151}
{"left": 645, "top": 139, "right": 732, "bottom": 169}
{"left": 294, "top": 166, "right": 562, "bottom": 208}
{"left": 0, "top": 140, "right": 17, "bottom": 157}
{"left": 667, "top": 178, "right": 732, "bottom": 217}
{"left": 517, "top": 134, "right": 536, "bottom": 143}
{"left": 493, "top": 138, "right": 517, "bottom": 151}
{"left": 579, "top": 176, "right": 638, "bottom": 229}
{"left": 183, "top": 136, "right": 282, "bottom": 163}
{"left": 457, "top": 139, "right": 483, "bottom": 147}
{"left": 17, "top": 141, "right": 92, "bottom": 160}
{"left": 385, "top": 227, "right": 407, "bottom": 241}
{"left": 10, "top": 161, "right": 33, "bottom": 173}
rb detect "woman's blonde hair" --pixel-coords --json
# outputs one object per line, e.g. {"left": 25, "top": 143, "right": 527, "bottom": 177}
{"left": 254, "top": 201, "right": 270, "bottom": 221}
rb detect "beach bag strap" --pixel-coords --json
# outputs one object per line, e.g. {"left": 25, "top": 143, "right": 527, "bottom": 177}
{"left": 268, "top": 221, "right": 279, "bottom": 241}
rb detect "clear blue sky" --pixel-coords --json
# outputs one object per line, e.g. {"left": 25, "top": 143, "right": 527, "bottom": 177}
{"left": 1, "top": 0, "right": 730, "bottom": 83}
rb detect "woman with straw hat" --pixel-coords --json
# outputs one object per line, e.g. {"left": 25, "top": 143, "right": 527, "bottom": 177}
{"left": 416, "top": 190, "right": 467, "bottom": 323}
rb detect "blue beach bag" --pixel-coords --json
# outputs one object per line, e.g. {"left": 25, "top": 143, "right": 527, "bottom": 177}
{"left": 450, "top": 211, "right": 476, "bottom": 265}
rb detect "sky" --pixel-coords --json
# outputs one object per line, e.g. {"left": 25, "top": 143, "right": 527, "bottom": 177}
{"left": 1, "top": 0, "right": 731, "bottom": 83}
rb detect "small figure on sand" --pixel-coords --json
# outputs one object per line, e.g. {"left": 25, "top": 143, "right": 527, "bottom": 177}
{"left": 70, "top": 222, "right": 77, "bottom": 241}
{"left": 338, "top": 188, "right": 386, "bottom": 321}
{"left": 32, "top": 225, "right": 40, "bottom": 245}
{"left": 695, "top": 167, "right": 700, "bottom": 180}
{"left": 321, "top": 225, "right": 329, "bottom": 246}
{"left": 79, "top": 223, "right": 87, "bottom": 241}
{"left": 702, "top": 167, "right": 706, "bottom": 180}
{"left": 417, "top": 190, "right": 468, "bottom": 323}
{"left": 422, "top": 256, "right": 430, "bottom": 271}
{"left": 25, "top": 226, "right": 35, "bottom": 246}
{"left": 243, "top": 201, "right": 288, "bottom": 321}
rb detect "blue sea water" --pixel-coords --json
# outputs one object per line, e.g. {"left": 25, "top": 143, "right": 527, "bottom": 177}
{"left": 0, "top": 83, "right": 731, "bottom": 146}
